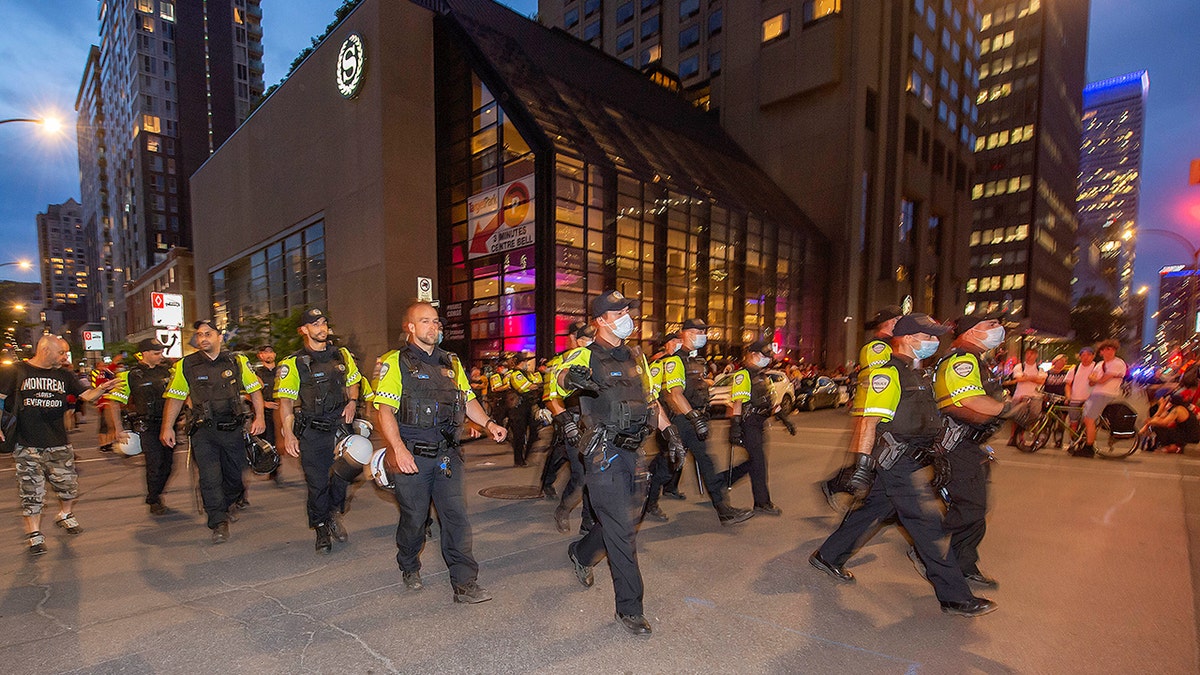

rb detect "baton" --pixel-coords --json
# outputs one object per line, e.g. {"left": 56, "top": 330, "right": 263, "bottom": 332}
{"left": 186, "top": 437, "right": 202, "bottom": 515}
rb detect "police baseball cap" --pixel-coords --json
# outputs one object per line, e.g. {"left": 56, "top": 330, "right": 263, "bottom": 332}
{"left": 951, "top": 311, "right": 1004, "bottom": 337}
{"left": 681, "top": 318, "right": 708, "bottom": 331}
{"left": 865, "top": 305, "right": 904, "bottom": 330}
{"left": 257, "top": 344, "right": 275, "bottom": 352}
{"left": 137, "top": 338, "right": 166, "bottom": 352}
{"left": 568, "top": 320, "right": 596, "bottom": 340}
{"left": 891, "top": 313, "right": 949, "bottom": 337}
{"left": 746, "top": 339, "right": 776, "bottom": 356}
{"left": 300, "top": 308, "right": 327, "bottom": 326}
{"left": 193, "top": 318, "right": 219, "bottom": 331}
{"left": 591, "top": 291, "right": 639, "bottom": 317}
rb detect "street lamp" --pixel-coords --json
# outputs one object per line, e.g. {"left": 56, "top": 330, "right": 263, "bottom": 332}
{"left": 0, "top": 260, "right": 33, "bottom": 271}
{"left": 0, "top": 117, "right": 62, "bottom": 133}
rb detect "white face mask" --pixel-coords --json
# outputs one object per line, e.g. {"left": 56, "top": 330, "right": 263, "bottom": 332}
{"left": 610, "top": 314, "right": 635, "bottom": 340}
{"left": 914, "top": 339, "right": 939, "bottom": 360}
{"left": 580, "top": 339, "right": 594, "bottom": 348}
{"left": 752, "top": 354, "right": 771, "bottom": 369}
{"left": 980, "top": 326, "right": 1005, "bottom": 350}
{"left": 693, "top": 334, "right": 708, "bottom": 349}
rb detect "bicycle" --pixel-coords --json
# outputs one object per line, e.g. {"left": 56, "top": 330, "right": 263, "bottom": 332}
{"left": 1018, "top": 393, "right": 1139, "bottom": 459}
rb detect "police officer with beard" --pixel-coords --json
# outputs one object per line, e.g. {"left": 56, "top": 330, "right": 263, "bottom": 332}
{"left": 161, "top": 319, "right": 266, "bottom": 544}
{"left": 650, "top": 318, "right": 753, "bottom": 525}
{"left": 274, "top": 308, "right": 362, "bottom": 554}
{"left": 558, "top": 291, "right": 684, "bottom": 636}
{"left": 809, "top": 314, "right": 997, "bottom": 617}
{"left": 105, "top": 338, "right": 174, "bottom": 515}
{"left": 255, "top": 344, "right": 282, "bottom": 484}
{"left": 642, "top": 331, "right": 687, "bottom": 522}
{"left": 374, "top": 302, "right": 506, "bottom": 604}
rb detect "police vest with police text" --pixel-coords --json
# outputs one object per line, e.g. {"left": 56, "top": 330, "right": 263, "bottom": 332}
{"left": 578, "top": 344, "right": 652, "bottom": 435}
{"left": 682, "top": 353, "right": 710, "bottom": 410}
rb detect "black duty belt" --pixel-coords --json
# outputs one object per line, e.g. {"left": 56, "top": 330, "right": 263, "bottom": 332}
{"left": 307, "top": 418, "right": 336, "bottom": 433}
{"left": 408, "top": 439, "right": 457, "bottom": 458}
{"left": 213, "top": 420, "right": 242, "bottom": 432}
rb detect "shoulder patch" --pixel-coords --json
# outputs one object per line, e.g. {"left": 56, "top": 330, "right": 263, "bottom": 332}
{"left": 871, "top": 373, "right": 891, "bottom": 394}
{"left": 953, "top": 361, "right": 974, "bottom": 378}
{"left": 650, "top": 365, "right": 661, "bottom": 376}
{"left": 734, "top": 373, "right": 746, "bottom": 385}
{"left": 871, "top": 343, "right": 886, "bottom": 354}
{"left": 277, "top": 364, "right": 290, "bottom": 380}
{"left": 378, "top": 363, "right": 390, "bottom": 380}
{"left": 666, "top": 361, "right": 677, "bottom": 373}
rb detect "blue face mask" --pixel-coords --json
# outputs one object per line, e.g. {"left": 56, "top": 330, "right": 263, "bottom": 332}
{"left": 693, "top": 335, "right": 708, "bottom": 349}
{"left": 914, "top": 339, "right": 939, "bottom": 360}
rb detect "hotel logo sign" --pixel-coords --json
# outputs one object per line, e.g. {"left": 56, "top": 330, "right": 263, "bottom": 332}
{"left": 336, "top": 33, "right": 365, "bottom": 99}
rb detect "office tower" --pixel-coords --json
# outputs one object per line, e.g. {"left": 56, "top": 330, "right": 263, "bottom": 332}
{"left": 36, "top": 199, "right": 90, "bottom": 321}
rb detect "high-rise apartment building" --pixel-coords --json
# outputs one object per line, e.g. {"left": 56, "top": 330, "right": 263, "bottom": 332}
{"left": 36, "top": 199, "right": 90, "bottom": 321}
{"left": 76, "top": 45, "right": 120, "bottom": 338}
{"left": 965, "top": 0, "right": 1089, "bottom": 337}
{"left": 1074, "top": 70, "right": 1148, "bottom": 308}
{"left": 78, "top": 0, "right": 264, "bottom": 339}
{"left": 1154, "top": 264, "right": 1198, "bottom": 360}
{"left": 539, "top": 0, "right": 983, "bottom": 363}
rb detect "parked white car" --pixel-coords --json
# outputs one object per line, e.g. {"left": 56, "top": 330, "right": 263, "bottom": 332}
{"left": 707, "top": 369, "right": 796, "bottom": 418}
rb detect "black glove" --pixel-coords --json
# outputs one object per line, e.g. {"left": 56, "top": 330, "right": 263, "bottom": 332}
{"left": 663, "top": 425, "right": 686, "bottom": 468}
{"left": 684, "top": 408, "right": 709, "bottom": 441}
{"left": 846, "top": 453, "right": 878, "bottom": 499}
{"left": 554, "top": 411, "right": 580, "bottom": 446}
{"left": 564, "top": 365, "right": 599, "bottom": 394}
{"left": 729, "top": 415, "right": 744, "bottom": 447}
{"left": 930, "top": 452, "right": 952, "bottom": 490}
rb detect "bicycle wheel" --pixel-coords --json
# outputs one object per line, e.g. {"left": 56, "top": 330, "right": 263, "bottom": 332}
{"left": 1094, "top": 420, "right": 1138, "bottom": 459}
{"left": 1017, "top": 415, "right": 1050, "bottom": 453}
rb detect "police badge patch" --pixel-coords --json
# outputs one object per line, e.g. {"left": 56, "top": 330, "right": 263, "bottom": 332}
{"left": 222, "top": 370, "right": 234, "bottom": 378}
{"left": 379, "top": 363, "right": 389, "bottom": 380}
{"left": 871, "top": 374, "right": 890, "bottom": 393}
{"left": 871, "top": 343, "right": 886, "bottom": 353}
{"left": 735, "top": 373, "right": 746, "bottom": 385}
{"left": 953, "top": 361, "right": 974, "bottom": 378}
{"left": 337, "top": 364, "right": 346, "bottom": 372}
{"left": 666, "top": 361, "right": 677, "bottom": 373}
{"left": 277, "top": 365, "right": 290, "bottom": 380}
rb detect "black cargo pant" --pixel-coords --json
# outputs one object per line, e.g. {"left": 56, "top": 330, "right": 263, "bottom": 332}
{"left": 726, "top": 413, "right": 771, "bottom": 506}
{"left": 139, "top": 418, "right": 173, "bottom": 505}
{"left": 540, "top": 425, "right": 570, "bottom": 490}
{"left": 190, "top": 425, "right": 247, "bottom": 529}
{"left": 573, "top": 444, "right": 648, "bottom": 616}
{"left": 509, "top": 394, "right": 538, "bottom": 466}
{"left": 392, "top": 449, "right": 479, "bottom": 588}
{"left": 655, "top": 412, "right": 724, "bottom": 508}
{"left": 945, "top": 441, "right": 991, "bottom": 575}
{"left": 298, "top": 425, "right": 348, "bottom": 528}
{"left": 817, "top": 454, "right": 974, "bottom": 604}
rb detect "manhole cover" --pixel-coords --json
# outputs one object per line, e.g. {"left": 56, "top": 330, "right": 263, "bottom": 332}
{"left": 478, "top": 485, "right": 544, "bottom": 500}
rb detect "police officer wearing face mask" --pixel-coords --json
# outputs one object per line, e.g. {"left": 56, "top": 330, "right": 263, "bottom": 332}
{"left": 506, "top": 352, "right": 541, "bottom": 467}
{"left": 161, "top": 319, "right": 266, "bottom": 544}
{"left": 274, "top": 308, "right": 362, "bottom": 554}
{"left": 105, "top": 338, "right": 174, "bottom": 515}
{"left": 724, "top": 340, "right": 784, "bottom": 515}
{"left": 642, "top": 331, "right": 688, "bottom": 522}
{"left": 922, "top": 312, "right": 1035, "bottom": 589}
{"left": 651, "top": 318, "right": 753, "bottom": 526}
{"left": 557, "top": 290, "right": 684, "bottom": 636}
{"left": 809, "top": 314, "right": 998, "bottom": 617}
{"left": 540, "top": 321, "right": 598, "bottom": 534}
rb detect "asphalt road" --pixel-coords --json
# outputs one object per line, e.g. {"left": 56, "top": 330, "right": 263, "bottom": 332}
{"left": 0, "top": 408, "right": 1197, "bottom": 674}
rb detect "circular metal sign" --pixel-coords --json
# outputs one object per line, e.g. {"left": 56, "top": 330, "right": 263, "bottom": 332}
{"left": 335, "top": 33, "right": 365, "bottom": 99}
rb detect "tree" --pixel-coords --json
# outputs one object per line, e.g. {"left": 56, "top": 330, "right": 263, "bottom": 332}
{"left": 224, "top": 308, "right": 306, "bottom": 357}
{"left": 1070, "top": 294, "right": 1127, "bottom": 347}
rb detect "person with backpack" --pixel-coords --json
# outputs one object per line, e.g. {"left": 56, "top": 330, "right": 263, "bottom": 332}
{"left": 1074, "top": 340, "right": 1127, "bottom": 458}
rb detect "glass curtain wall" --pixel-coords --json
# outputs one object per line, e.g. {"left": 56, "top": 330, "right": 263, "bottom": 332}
{"left": 210, "top": 221, "right": 326, "bottom": 328}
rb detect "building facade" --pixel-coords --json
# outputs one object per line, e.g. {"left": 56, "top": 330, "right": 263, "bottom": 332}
{"left": 35, "top": 199, "right": 90, "bottom": 323}
{"left": 124, "top": 247, "right": 197, "bottom": 348}
{"left": 190, "top": 0, "right": 828, "bottom": 366}
{"left": 538, "top": 0, "right": 982, "bottom": 364}
{"left": 1154, "top": 265, "right": 1198, "bottom": 363}
{"left": 965, "top": 0, "right": 1089, "bottom": 337}
{"left": 75, "top": 45, "right": 120, "bottom": 339}
{"left": 78, "top": 0, "right": 264, "bottom": 339}
{"left": 1074, "top": 70, "right": 1149, "bottom": 309}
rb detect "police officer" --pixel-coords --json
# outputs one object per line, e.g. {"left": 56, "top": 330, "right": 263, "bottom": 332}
{"left": 725, "top": 339, "right": 787, "bottom": 515}
{"left": 161, "top": 319, "right": 266, "bottom": 544}
{"left": 558, "top": 290, "right": 684, "bottom": 636}
{"left": 374, "top": 301, "right": 506, "bottom": 604}
{"left": 642, "top": 331, "right": 688, "bottom": 522}
{"left": 808, "top": 314, "right": 997, "bottom": 617}
{"left": 822, "top": 305, "right": 903, "bottom": 507}
{"left": 539, "top": 321, "right": 596, "bottom": 527}
{"left": 255, "top": 344, "right": 283, "bottom": 484}
{"left": 487, "top": 359, "right": 512, "bottom": 427}
{"left": 507, "top": 352, "right": 541, "bottom": 467}
{"left": 105, "top": 338, "right": 174, "bottom": 515}
{"left": 650, "top": 318, "right": 753, "bottom": 525}
{"left": 274, "top": 308, "right": 362, "bottom": 554}
{"left": 928, "top": 312, "right": 1035, "bottom": 588}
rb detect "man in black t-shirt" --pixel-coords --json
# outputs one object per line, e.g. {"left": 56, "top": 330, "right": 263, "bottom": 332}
{"left": 0, "top": 336, "right": 116, "bottom": 556}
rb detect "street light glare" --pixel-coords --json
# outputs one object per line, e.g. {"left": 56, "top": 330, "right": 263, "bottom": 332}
{"left": 41, "top": 116, "right": 63, "bottom": 134}
{"left": 18, "top": 259, "right": 31, "bottom": 270}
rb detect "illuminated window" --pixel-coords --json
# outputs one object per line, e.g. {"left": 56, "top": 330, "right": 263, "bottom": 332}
{"left": 141, "top": 15, "right": 155, "bottom": 32}
{"left": 233, "top": 7, "right": 243, "bottom": 24}
{"left": 762, "top": 12, "right": 789, "bottom": 44}
{"left": 142, "top": 115, "right": 161, "bottom": 133}
{"left": 146, "top": 136, "right": 160, "bottom": 152}
{"left": 802, "top": 0, "right": 841, "bottom": 24}
{"left": 136, "top": 0, "right": 153, "bottom": 13}
{"left": 160, "top": 2, "right": 175, "bottom": 21}
{"left": 641, "top": 43, "right": 661, "bottom": 65}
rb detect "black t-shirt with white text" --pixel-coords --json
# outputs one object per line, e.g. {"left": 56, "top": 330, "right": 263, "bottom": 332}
{"left": 0, "top": 362, "right": 86, "bottom": 448}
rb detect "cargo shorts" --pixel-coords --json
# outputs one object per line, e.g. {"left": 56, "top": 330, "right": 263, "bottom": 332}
{"left": 14, "top": 444, "right": 78, "bottom": 516}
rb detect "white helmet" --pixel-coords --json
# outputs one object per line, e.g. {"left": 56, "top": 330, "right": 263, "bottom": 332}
{"left": 115, "top": 432, "right": 143, "bottom": 456}
{"left": 351, "top": 418, "right": 373, "bottom": 438}
{"left": 369, "top": 448, "right": 394, "bottom": 490}
{"left": 332, "top": 434, "right": 374, "bottom": 481}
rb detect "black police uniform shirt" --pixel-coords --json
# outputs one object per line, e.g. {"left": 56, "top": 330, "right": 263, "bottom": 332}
{"left": 105, "top": 363, "right": 172, "bottom": 419}
{"left": 373, "top": 342, "right": 473, "bottom": 447}
{"left": 0, "top": 362, "right": 86, "bottom": 448}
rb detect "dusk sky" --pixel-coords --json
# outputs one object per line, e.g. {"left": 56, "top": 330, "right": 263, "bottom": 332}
{"left": 0, "top": 0, "right": 1196, "bottom": 337}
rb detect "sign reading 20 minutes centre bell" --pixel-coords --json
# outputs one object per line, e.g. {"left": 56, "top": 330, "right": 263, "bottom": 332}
{"left": 336, "top": 33, "right": 365, "bottom": 99}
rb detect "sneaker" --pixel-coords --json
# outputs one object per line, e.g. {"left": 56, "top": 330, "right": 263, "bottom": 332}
{"left": 643, "top": 504, "right": 669, "bottom": 522}
{"left": 314, "top": 523, "right": 332, "bottom": 554}
{"left": 403, "top": 571, "right": 424, "bottom": 591}
{"left": 567, "top": 542, "right": 594, "bottom": 587}
{"left": 54, "top": 513, "right": 83, "bottom": 535}
{"left": 907, "top": 546, "right": 927, "bottom": 580}
{"left": 211, "top": 521, "right": 229, "bottom": 544}
{"left": 26, "top": 531, "right": 47, "bottom": 556}
{"left": 553, "top": 507, "right": 570, "bottom": 534}
{"left": 453, "top": 580, "right": 493, "bottom": 604}
{"left": 149, "top": 502, "right": 169, "bottom": 516}
{"left": 716, "top": 503, "right": 754, "bottom": 526}
{"left": 328, "top": 514, "right": 349, "bottom": 543}
{"left": 753, "top": 503, "right": 782, "bottom": 516}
